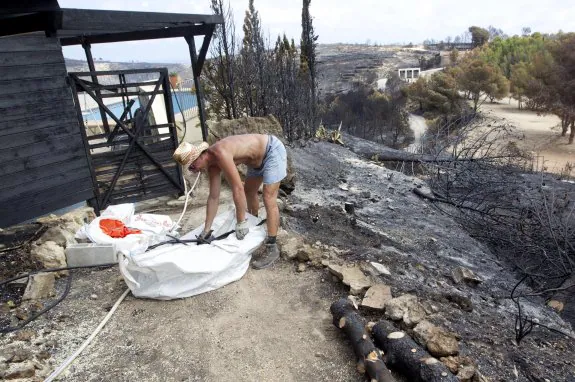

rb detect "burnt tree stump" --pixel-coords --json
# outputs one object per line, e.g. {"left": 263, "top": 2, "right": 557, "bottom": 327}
{"left": 372, "top": 320, "right": 458, "bottom": 382}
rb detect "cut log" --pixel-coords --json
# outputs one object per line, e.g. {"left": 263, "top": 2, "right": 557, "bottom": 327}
{"left": 330, "top": 298, "right": 396, "bottom": 382}
{"left": 372, "top": 320, "right": 458, "bottom": 382}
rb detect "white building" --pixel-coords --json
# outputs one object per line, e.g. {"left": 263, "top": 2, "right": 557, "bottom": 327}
{"left": 397, "top": 67, "right": 421, "bottom": 83}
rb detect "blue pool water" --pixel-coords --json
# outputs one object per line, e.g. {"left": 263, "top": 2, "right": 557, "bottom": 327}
{"left": 83, "top": 92, "right": 197, "bottom": 122}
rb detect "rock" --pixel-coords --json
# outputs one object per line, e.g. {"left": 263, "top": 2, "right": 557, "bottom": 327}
{"left": 458, "top": 365, "right": 476, "bottom": 381}
{"left": 338, "top": 184, "right": 349, "bottom": 191}
{"left": 384, "top": 294, "right": 427, "bottom": 327}
{"left": 414, "top": 320, "right": 459, "bottom": 357}
{"left": 36, "top": 207, "right": 95, "bottom": 245}
{"left": 296, "top": 244, "right": 323, "bottom": 265}
{"left": 207, "top": 116, "right": 296, "bottom": 194}
{"left": 413, "top": 320, "right": 436, "bottom": 346}
{"left": 444, "top": 293, "right": 473, "bottom": 312}
{"left": 8, "top": 349, "right": 31, "bottom": 363}
{"left": 451, "top": 266, "right": 483, "bottom": 285}
{"left": 22, "top": 273, "right": 55, "bottom": 301}
{"left": 36, "top": 351, "right": 51, "bottom": 361}
{"left": 14, "top": 308, "right": 29, "bottom": 321}
{"left": 30, "top": 241, "right": 67, "bottom": 271}
{"left": 297, "top": 263, "right": 307, "bottom": 272}
{"left": 277, "top": 198, "right": 286, "bottom": 212}
{"left": 12, "top": 330, "right": 35, "bottom": 342}
{"left": 90, "top": 294, "right": 98, "bottom": 300}
{"left": 361, "top": 285, "right": 392, "bottom": 310}
{"left": 360, "top": 191, "right": 371, "bottom": 198}
{"left": 368, "top": 262, "right": 391, "bottom": 276}
{"left": 547, "top": 300, "right": 564, "bottom": 313}
{"left": 37, "top": 224, "right": 77, "bottom": 247}
{"left": 3, "top": 360, "right": 35, "bottom": 379}
{"left": 440, "top": 356, "right": 460, "bottom": 374}
{"left": 472, "top": 371, "right": 490, "bottom": 382}
{"left": 327, "top": 263, "right": 372, "bottom": 295}
{"left": 279, "top": 236, "right": 304, "bottom": 260}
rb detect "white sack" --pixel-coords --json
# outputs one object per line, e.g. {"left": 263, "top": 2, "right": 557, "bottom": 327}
{"left": 81, "top": 203, "right": 174, "bottom": 255}
{"left": 118, "top": 208, "right": 266, "bottom": 300}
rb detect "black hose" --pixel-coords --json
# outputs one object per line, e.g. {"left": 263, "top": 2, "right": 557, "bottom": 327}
{"left": 1, "top": 274, "right": 73, "bottom": 334}
{"left": 0, "top": 263, "right": 117, "bottom": 288}
{"left": 0, "top": 263, "right": 117, "bottom": 334}
{"left": 148, "top": 219, "right": 267, "bottom": 250}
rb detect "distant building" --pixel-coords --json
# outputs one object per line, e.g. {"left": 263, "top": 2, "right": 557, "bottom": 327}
{"left": 398, "top": 67, "right": 421, "bottom": 83}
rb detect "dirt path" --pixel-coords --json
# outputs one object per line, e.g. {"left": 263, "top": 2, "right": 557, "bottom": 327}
{"left": 56, "top": 261, "right": 361, "bottom": 382}
{"left": 481, "top": 98, "right": 574, "bottom": 174}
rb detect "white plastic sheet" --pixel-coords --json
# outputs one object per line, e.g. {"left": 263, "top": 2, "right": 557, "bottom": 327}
{"left": 118, "top": 208, "right": 266, "bottom": 300}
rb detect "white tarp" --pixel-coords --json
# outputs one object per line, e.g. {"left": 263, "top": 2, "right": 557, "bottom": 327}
{"left": 118, "top": 208, "right": 266, "bottom": 300}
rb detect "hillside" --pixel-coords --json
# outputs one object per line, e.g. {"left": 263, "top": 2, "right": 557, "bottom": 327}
{"left": 65, "top": 44, "right": 440, "bottom": 94}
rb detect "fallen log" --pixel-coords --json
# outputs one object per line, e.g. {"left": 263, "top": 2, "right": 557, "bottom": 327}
{"left": 330, "top": 298, "right": 395, "bottom": 382}
{"left": 372, "top": 320, "right": 458, "bottom": 382}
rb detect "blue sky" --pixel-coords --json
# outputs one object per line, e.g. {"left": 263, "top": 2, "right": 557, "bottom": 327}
{"left": 59, "top": 0, "right": 575, "bottom": 63}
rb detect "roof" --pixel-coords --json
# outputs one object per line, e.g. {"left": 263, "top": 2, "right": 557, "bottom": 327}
{"left": 0, "top": 3, "right": 223, "bottom": 45}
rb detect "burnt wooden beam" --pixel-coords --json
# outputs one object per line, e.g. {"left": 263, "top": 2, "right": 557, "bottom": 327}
{"left": 69, "top": 68, "right": 174, "bottom": 77}
{"left": 161, "top": 69, "right": 184, "bottom": 190}
{"left": 60, "top": 8, "right": 223, "bottom": 32}
{"left": 69, "top": 76, "right": 103, "bottom": 214}
{"left": 106, "top": 99, "right": 136, "bottom": 144}
{"left": 0, "top": 11, "right": 62, "bottom": 37}
{"left": 195, "top": 25, "right": 215, "bottom": 77}
{"left": 82, "top": 41, "right": 110, "bottom": 134}
{"left": 0, "top": 0, "right": 60, "bottom": 14}
{"left": 59, "top": 24, "right": 213, "bottom": 46}
{"left": 185, "top": 35, "right": 208, "bottom": 141}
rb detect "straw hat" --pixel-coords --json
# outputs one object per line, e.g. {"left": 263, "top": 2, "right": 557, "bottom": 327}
{"left": 173, "top": 141, "right": 209, "bottom": 168}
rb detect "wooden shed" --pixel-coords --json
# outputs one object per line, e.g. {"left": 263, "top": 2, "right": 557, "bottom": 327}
{"left": 0, "top": 1, "right": 222, "bottom": 227}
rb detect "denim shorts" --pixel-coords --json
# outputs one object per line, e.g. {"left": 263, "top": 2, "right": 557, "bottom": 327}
{"left": 246, "top": 135, "right": 287, "bottom": 185}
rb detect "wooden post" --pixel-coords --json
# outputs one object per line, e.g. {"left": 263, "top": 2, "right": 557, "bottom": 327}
{"left": 82, "top": 41, "right": 110, "bottom": 134}
{"left": 185, "top": 35, "right": 208, "bottom": 142}
{"left": 161, "top": 68, "right": 184, "bottom": 193}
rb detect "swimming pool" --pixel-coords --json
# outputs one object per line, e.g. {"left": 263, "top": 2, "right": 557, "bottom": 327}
{"left": 82, "top": 91, "right": 198, "bottom": 122}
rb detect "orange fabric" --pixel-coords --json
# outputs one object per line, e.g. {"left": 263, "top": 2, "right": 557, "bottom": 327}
{"left": 99, "top": 219, "right": 142, "bottom": 238}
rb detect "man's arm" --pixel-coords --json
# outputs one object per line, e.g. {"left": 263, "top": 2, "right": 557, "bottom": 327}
{"left": 204, "top": 166, "right": 221, "bottom": 233}
{"left": 216, "top": 152, "right": 247, "bottom": 223}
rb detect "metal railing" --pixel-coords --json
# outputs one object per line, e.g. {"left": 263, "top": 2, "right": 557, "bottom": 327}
{"left": 172, "top": 78, "right": 199, "bottom": 121}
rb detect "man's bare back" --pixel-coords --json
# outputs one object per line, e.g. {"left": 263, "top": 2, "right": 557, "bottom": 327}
{"left": 173, "top": 134, "right": 287, "bottom": 269}
{"left": 208, "top": 134, "right": 269, "bottom": 169}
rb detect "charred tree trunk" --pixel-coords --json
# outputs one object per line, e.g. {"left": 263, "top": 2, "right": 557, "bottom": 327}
{"left": 561, "top": 114, "right": 569, "bottom": 136}
{"left": 372, "top": 320, "right": 458, "bottom": 382}
{"left": 569, "top": 120, "right": 574, "bottom": 144}
{"left": 330, "top": 299, "right": 395, "bottom": 382}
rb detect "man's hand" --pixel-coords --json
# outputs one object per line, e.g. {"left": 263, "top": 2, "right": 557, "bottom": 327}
{"left": 235, "top": 219, "right": 249, "bottom": 240}
{"left": 196, "top": 230, "right": 214, "bottom": 245}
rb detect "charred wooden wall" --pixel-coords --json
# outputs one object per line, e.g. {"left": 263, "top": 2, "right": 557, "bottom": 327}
{"left": 0, "top": 33, "right": 93, "bottom": 228}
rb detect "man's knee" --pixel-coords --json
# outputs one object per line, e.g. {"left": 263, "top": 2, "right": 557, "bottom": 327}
{"left": 262, "top": 187, "right": 278, "bottom": 206}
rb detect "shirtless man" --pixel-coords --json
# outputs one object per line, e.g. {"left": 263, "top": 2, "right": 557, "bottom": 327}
{"left": 173, "top": 134, "right": 287, "bottom": 269}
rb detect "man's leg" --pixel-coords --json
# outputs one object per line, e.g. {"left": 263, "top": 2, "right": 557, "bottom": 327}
{"left": 252, "top": 181, "right": 281, "bottom": 269}
{"left": 262, "top": 182, "right": 280, "bottom": 236}
{"left": 244, "top": 176, "right": 263, "bottom": 216}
